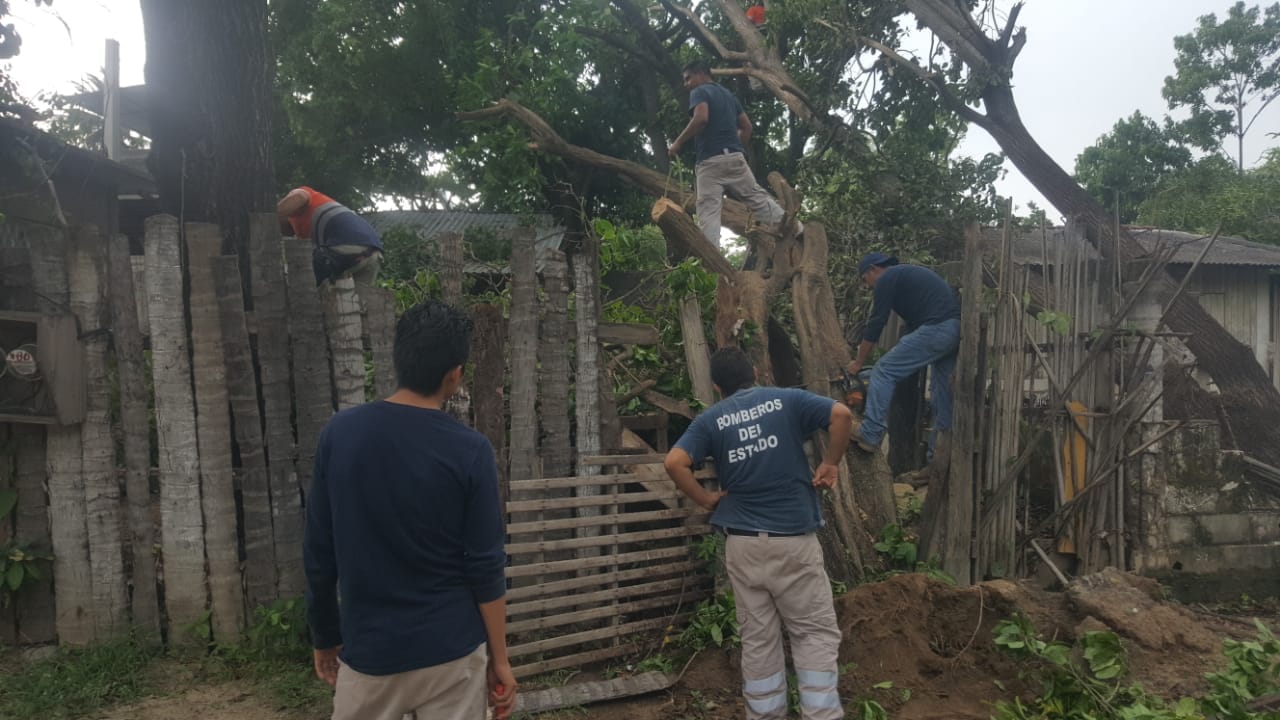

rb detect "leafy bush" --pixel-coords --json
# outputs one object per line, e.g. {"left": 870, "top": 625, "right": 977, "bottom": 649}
{"left": 681, "top": 591, "right": 739, "bottom": 650}
{"left": 991, "top": 614, "right": 1280, "bottom": 720}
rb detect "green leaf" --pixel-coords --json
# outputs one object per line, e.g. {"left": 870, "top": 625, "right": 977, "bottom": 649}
{"left": 872, "top": 680, "right": 893, "bottom": 689}
{"left": 709, "top": 623, "right": 723, "bottom": 646}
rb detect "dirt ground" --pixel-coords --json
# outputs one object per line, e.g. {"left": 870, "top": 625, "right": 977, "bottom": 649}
{"left": 94, "top": 569, "right": 1275, "bottom": 720}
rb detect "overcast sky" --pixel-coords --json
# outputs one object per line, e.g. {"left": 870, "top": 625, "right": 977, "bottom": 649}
{"left": 7, "top": 1, "right": 1278, "bottom": 217}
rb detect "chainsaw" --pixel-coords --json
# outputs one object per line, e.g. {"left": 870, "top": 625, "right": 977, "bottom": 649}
{"left": 833, "top": 369, "right": 871, "bottom": 412}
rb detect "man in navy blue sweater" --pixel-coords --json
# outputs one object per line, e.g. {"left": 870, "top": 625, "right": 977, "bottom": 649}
{"left": 304, "top": 300, "right": 516, "bottom": 720}
{"left": 847, "top": 253, "right": 960, "bottom": 457}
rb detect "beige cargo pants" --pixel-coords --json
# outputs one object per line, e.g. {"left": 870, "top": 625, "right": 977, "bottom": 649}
{"left": 694, "top": 151, "right": 786, "bottom": 243}
{"left": 726, "top": 533, "right": 843, "bottom": 720}
{"left": 330, "top": 643, "right": 487, "bottom": 720}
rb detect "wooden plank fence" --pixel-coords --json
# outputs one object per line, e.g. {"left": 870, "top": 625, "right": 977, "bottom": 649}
{"left": 504, "top": 455, "right": 716, "bottom": 678}
{"left": 1, "top": 210, "right": 715, "bottom": 682}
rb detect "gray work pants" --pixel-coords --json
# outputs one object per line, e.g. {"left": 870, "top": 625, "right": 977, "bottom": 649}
{"left": 726, "top": 532, "right": 843, "bottom": 720}
{"left": 695, "top": 152, "right": 785, "bottom": 243}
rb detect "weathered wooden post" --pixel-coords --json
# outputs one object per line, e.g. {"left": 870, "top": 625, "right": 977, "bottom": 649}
{"left": 539, "top": 249, "right": 572, "bottom": 480}
{"left": 213, "top": 255, "right": 277, "bottom": 608}
{"left": 70, "top": 225, "right": 128, "bottom": 638}
{"left": 145, "top": 215, "right": 208, "bottom": 640}
{"left": 107, "top": 235, "right": 160, "bottom": 641}
{"left": 322, "top": 276, "right": 367, "bottom": 411}
{"left": 508, "top": 227, "right": 540, "bottom": 483}
{"left": 940, "top": 224, "right": 984, "bottom": 585}
{"left": 186, "top": 222, "right": 245, "bottom": 638}
{"left": 250, "top": 214, "right": 304, "bottom": 597}
{"left": 678, "top": 295, "right": 715, "bottom": 408}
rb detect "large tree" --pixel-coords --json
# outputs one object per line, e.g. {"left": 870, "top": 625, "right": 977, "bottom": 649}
{"left": 1163, "top": 1, "right": 1280, "bottom": 172}
{"left": 141, "top": 0, "right": 276, "bottom": 259}
{"left": 1074, "top": 111, "right": 1193, "bottom": 223}
{"left": 871, "top": 0, "right": 1280, "bottom": 468}
{"left": 1138, "top": 148, "right": 1280, "bottom": 244}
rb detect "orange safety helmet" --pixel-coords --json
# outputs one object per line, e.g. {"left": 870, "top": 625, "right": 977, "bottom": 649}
{"left": 746, "top": 4, "right": 766, "bottom": 25}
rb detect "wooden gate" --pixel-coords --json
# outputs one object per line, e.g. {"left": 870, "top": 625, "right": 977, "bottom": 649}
{"left": 504, "top": 454, "right": 716, "bottom": 677}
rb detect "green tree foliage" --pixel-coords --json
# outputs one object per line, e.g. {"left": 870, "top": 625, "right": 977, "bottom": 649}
{"left": 1163, "top": 1, "right": 1280, "bottom": 172}
{"left": 1074, "top": 112, "right": 1193, "bottom": 223}
{"left": 1137, "top": 149, "right": 1280, "bottom": 244}
{"left": 271, "top": 0, "right": 1002, "bottom": 251}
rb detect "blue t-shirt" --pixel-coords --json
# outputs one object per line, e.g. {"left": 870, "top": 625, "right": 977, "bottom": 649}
{"left": 674, "top": 386, "right": 835, "bottom": 534}
{"left": 863, "top": 264, "right": 961, "bottom": 342}
{"left": 689, "top": 82, "right": 744, "bottom": 162}
{"left": 304, "top": 402, "right": 506, "bottom": 675}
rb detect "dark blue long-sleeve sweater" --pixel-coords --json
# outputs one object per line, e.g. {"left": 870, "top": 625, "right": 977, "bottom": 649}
{"left": 863, "top": 264, "right": 961, "bottom": 342}
{"left": 304, "top": 401, "right": 506, "bottom": 675}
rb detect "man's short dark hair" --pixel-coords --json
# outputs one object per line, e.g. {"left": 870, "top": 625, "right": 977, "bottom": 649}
{"left": 710, "top": 347, "right": 755, "bottom": 397}
{"left": 682, "top": 60, "right": 712, "bottom": 76}
{"left": 393, "top": 300, "right": 473, "bottom": 396}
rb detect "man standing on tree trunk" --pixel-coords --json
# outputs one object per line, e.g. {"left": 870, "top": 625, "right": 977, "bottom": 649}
{"left": 278, "top": 186, "right": 384, "bottom": 287}
{"left": 667, "top": 60, "right": 798, "bottom": 244}
{"left": 664, "top": 348, "right": 852, "bottom": 720}
{"left": 847, "top": 253, "right": 960, "bottom": 457}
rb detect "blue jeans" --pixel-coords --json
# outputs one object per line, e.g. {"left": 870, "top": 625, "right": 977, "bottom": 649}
{"left": 860, "top": 319, "right": 960, "bottom": 450}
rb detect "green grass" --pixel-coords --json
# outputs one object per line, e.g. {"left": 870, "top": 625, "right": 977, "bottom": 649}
{"left": 0, "top": 637, "right": 163, "bottom": 719}
{"left": 0, "top": 599, "right": 330, "bottom": 719}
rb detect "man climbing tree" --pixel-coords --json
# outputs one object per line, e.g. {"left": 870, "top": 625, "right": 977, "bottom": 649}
{"left": 847, "top": 253, "right": 960, "bottom": 460}
{"left": 667, "top": 60, "right": 798, "bottom": 244}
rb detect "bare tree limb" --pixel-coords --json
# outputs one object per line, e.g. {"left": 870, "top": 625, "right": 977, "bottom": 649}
{"left": 660, "top": 0, "right": 748, "bottom": 61}
{"left": 858, "top": 36, "right": 993, "bottom": 131}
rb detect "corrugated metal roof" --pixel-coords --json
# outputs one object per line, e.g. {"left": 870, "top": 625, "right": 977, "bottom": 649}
{"left": 990, "top": 226, "right": 1280, "bottom": 268}
{"left": 365, "top": 210, "right": 567, "bottom": 274}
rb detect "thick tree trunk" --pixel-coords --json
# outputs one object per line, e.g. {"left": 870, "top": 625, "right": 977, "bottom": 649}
{"left": 539, "top": 250, "right": 572, "bottom": 479}
{"left": 145, "top": 215, "right": 208, "bottom": 640}
{"left": 212, "top": 255, "right": 276, "bottom": 609}
{"left": 791, "top": 222, "right": 897, "bottom": 580}
{"left": 69, "top": 226, "right": 128, "bottom": 639}
{"left": 141, "top": 0, "right": 275, "bottom": 267}
{"left": 107, "top": 235, "right": 161, "bottom": 642}
{"left": 250, "top": 216, "right": 304, "bottom": 597}
{"left": 186, "top": 223, "right": 246, "bottom": 639}
{"left": 508, "top": 227, "right": 540, "bottom": 483}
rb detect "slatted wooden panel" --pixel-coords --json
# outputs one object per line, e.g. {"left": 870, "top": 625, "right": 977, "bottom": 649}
{"left": 506, "top": 457, "right": 716, "bottom": 677}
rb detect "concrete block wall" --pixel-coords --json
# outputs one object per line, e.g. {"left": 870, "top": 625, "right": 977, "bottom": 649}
{"left": 1149, "top": 422, "right": 1280, "bottom": 575}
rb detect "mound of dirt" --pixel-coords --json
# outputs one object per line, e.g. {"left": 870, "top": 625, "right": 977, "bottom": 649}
{"left": 595, "top": 570, "right": 1253, "bottom": 720}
